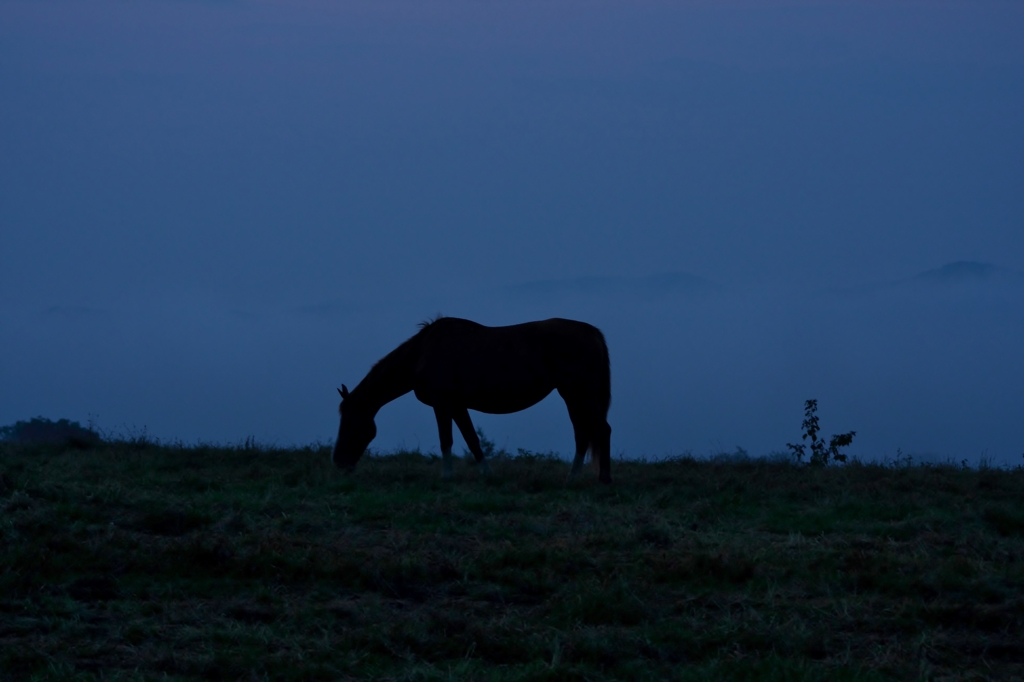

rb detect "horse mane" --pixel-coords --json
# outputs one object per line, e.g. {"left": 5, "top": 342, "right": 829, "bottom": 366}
{"left": 417, "top": 314, "right": 446, "bottom": 331}
{"left": 359, "top": 317, "right": 444, "bottom": 394}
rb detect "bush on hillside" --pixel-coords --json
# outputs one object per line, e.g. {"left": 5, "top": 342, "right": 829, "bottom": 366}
{"left": 0, "top": 417, "right": 102, "bottom": 450}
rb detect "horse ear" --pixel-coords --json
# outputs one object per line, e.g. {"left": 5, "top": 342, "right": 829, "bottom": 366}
{"left": 340, "top": 385, "right": 350, "bottom": 399}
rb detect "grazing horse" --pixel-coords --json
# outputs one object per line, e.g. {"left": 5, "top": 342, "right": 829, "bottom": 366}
{"left": 332, "top": 317, "right": 612, "bottom": 482}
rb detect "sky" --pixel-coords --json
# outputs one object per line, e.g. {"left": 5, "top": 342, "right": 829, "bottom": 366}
{"left": 1, "top": 0, "right": 1022, "bottom": 465}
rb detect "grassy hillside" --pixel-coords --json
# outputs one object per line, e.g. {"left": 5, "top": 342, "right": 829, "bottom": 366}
{"left": 1, "top": 442, "right": 1022, "bottom": 680}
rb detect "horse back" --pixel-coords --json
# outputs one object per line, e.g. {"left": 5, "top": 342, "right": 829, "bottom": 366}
{"left": 413, "top": 318, "right": 609, "bottom": 412}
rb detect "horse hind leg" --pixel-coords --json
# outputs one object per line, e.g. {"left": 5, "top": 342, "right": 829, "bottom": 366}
{"left": 568, "top": 420, "right": 589, "bottom": 478}
{"left": 594, "top": 420, "right": 612, "bottom": 484}
{"left": 567, "top": 421, "right": 611, "bottom": 483}
{"left": 564, "top": 398, "right": 605, "bottom": 481}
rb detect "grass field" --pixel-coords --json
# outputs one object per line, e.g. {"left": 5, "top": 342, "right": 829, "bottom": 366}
{"left": 1, "top": 441, "right": 1023, "bottom": 681}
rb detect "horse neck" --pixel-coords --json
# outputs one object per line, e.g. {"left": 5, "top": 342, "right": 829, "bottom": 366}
{"left": 351, "top": 343, "right": 416, "bottom": 414}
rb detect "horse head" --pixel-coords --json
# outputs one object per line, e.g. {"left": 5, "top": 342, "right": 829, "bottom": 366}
{"left": 332, "top": 384, "right": 376, "bottom": 471}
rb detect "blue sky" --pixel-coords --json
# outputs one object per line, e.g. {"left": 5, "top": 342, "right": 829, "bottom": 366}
{"left": 2, "top": 1, "right": 1022, "bottom": 464}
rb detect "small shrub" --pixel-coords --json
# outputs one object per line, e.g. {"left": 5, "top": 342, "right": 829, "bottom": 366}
{"left": 464, "top": 427, "right": 512, "bottom": 460}
{"left": 787, "top": 400, "right": 855, "bottom": 465}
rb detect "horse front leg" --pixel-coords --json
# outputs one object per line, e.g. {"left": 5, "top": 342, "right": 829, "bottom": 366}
{"left": 452, "top": 408, "right": 491, "bottom": 477}
{"left": 434, "top": 407, "right": 455, "bottom": 480}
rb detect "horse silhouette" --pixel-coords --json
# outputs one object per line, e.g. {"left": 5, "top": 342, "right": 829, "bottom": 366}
{"left": 332, "top": 317, "right": 612, "bottom": 482}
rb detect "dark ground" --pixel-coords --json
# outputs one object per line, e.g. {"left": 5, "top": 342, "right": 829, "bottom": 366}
{"left": 1, "top": 442, "right": 1022, "bottom": 680}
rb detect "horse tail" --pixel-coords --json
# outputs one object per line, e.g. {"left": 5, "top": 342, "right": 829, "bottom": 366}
{"left": 587, "top": 327, "right": 612, "bottom": 472}
{"left": 595, "top": 328, "right": 611, "bottom": 412}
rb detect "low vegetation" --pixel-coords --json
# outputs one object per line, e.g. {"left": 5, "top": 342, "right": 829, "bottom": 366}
{"left": 1, "top": 439, "right": 1022, "bottom": 680}
{"left": 787, "top": 399, "right": 856, "bottom": 466}
{"left": 0, "top": 417, "right": 102, "bottom": 450}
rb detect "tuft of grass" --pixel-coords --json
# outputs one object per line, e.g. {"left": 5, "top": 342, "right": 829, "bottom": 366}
{"left": 982, "top": 505, "right": 1024, "bottom": 537}
{"left": 0, "top": 441, "right": 1022, "bottom": 680}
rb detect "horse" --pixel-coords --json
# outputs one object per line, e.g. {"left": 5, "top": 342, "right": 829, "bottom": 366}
{"left": 332, "top": 317, "right": 612, "bottom": 482}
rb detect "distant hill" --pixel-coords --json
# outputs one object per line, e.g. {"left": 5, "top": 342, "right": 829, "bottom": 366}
{"left": 508, "top": 271, "right": 714, "bottom": 300}
{"left": 904, "top": 261, "right": 1024, "bottom": 289}
{"left": 914, "top": 261, "right": 996, "bottom": 283}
